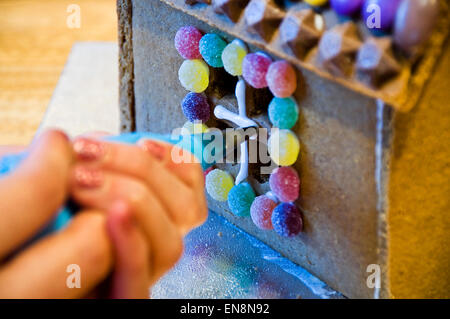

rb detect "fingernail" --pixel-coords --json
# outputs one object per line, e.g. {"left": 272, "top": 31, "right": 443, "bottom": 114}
{"left": 73, "top": 138, "right": 105, "bottom": 161}
{"left": 140, "top": 140, "right": 166, "bottom": 161}
{"left": 74, "top": 166, "right": 104, "bottom": 188}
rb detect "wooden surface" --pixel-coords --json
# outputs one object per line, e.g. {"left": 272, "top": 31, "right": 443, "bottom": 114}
{"left": 0, "top": 0, "right": 117, "bottom": 145}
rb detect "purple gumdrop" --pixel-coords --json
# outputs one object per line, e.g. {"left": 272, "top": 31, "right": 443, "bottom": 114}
{"left": 330, "top": 0, "right": 363, "bottom": 16}
{"left": 362, "top": 0, "right": 402, "bottom": 31}
{"left": 181, "top": 92, "right": 211, "bottom": 123}
{"left": 271, "top": 203, "right": 303, "bottom": 237}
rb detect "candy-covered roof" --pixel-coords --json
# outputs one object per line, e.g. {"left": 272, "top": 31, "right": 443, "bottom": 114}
{"left": 159, "top": 0, "right": 449, "bottom": 111}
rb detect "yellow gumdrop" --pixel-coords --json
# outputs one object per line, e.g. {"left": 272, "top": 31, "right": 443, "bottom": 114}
{"left": 304, "top": 0, "right": 328, "bottom": 6}
{"left": 178, "top": 59, "right": 210, "bottom": 93}
{"left": 221, "top": 42, "right": 247, "bottom": 76}
{"left": 205, "top": 169, "right": 234, "bottom": 202}
{"left": 268, "top": 129, "right": 300, "bottom": 166}
{"left": 181, "top": 121, "right": 209, "bottom": 135}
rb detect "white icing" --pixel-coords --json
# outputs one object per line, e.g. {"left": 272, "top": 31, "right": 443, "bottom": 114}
{"left": 235, "top": 142, "right": 249, "bottom": 185}
{"left": 314, "top": 14, "right": 324, "bottom": 31}
{"left": 213, "top": 78, "right": 260, "bottom": 185}
{"left": 214, "top": 105, "right": 258, "bottom": 129}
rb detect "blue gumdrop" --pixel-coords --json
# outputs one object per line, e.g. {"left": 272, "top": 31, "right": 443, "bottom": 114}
{"left": 227, "top": 182, "right": 256, "bottom": 217}
{"left": 181, "top": 92, "right": 211, "bottom": 123}
{"left": 271, "top": 203, "right": 303, "bottom": 237}
{"left": 268, "top": 97, "right": 299, "bottom": 129}
{"left": 199, "top": 33, "right": 228, "bottom": 68}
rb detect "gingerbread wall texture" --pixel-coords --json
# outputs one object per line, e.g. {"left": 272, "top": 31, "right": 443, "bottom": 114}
{"left": 117, "top": 0, "right": 449, "bottom": 298}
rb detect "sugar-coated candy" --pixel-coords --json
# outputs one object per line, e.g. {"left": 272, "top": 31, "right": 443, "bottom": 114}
{"left": 181, "top": 92, "right": 211, "bottom": 122}
{"left": 175, "top": 26, "right": 203, "bottom": 59}
{"left": 394, "top": 0, "right": 439, "bottom": 54}
{"left": 221, "top": 41, "right": 247, "bottom": 76}
{"left": 304, "top": 0, "right": 328, "bottom": 6}
{"left": 205, "top": 169, "right": 234, "bottom": 202}
{"left": 330, "top": 0, "right": 363, "bottom": 16}
{"left": 178, "top": 59, "right": 210, "bottom": 93}
{"left": 269, "top": 167, "right": 300, "bottom": 203}
{"left": 271, "top": 203, "right": 303, "bottom": 237}
{"left": 250, "top": 195, "right": 277, "bottom": 230}
{"left": 362, "top": 0, "right": 401, "bottom": 31}
{"left": 227, "top": 182, "right": 256, "bottom": 217}
{"left": 268, "top": 97, "right": 299, "bottom": 130}
{"left": 242, "top": 52, "right": 272, "bottom": 89}
{"left": 181, "top": 121, "right": 209, "bottom": 135}
{"left": 199, "top": 33, "right": 228, "bottom": 68}
{"left": 203, "top": 166, "right": 214, "bottom": 180}
{"left": 268, "top": 129, "right": 300, "bottom": 166}
{"left": 266, "top": 61, "right": 297, "bottom": 98}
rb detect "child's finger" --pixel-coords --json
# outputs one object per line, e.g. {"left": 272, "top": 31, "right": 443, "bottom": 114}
{"left": 106, "top": 201, "right": 150, "bottom": 299}
{"left": 71, "top": 139, "right": 207, "bottom": 230}
{"left": 0, "top": 211, "right": 113, "bottom": 299}
{"left": 70, "top": 168, "right": 184, "bottom": 283}
{"left": 0, "top": 130, "right": 73, "bottom": 259}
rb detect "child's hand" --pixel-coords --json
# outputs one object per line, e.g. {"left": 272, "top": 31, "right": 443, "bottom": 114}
{"left": 71, "top": 137, "right": 208, "bottom": 298}
{"left": 0, "top": 130, "right": 114, "bottom": 298}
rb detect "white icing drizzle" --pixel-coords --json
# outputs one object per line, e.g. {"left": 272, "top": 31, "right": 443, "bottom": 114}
{"left": 314, "top": 14, "right": 325, "bottom": 31}
{"left": 265, "top": 191, "right": 279, "bottom": 203}
{"left": 213, "top": 78, "right": 257, "bottom": 185}
{"left": 214, "top": 105, "right": 257, "bottom": 128}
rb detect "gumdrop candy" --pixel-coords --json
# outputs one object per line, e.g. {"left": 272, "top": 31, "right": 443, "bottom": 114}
{"left": 221, "top": 40, "right": 247, "bottom": 76}
{"left": 199, "top": 33, "right": 228, "bottom": 68}
{"left": 268, "top": 97, "right": 299, "bottom": 129}
{"left": 174, "top": 26, "right": 203, "bottom": 59}
{"left": 266, "top": 61, "right": 297, "bottom": 98}
{"left": 181, "top": 121, "right": 209, "bottom": 135}
{"left": 242, "top": 52, "right": 272, "bottom": 89}
{"left": 271, "top": 203, "right": 303, "bottom": 237}
{"left": 203, "top": 166, "right": 214, "bottom": 181}
{"left": 227, "top": 182, "right": 256, "bottom": 217}
{"left": 269, "top": 167, "right": 300, "bottom": 203}
{"left": 205, "top": 169, "right": 234, "bottom": 202}
{"left": 268, "top": 129, "right": 300, "bottom": 166}
{"left": 304, "top": 0, "right": 328, "bottom": 6}
{"left": 178, "top": 59, "right": 210, "bottom": 93}
{"left": 250, "top": 195, "right": 277, "bottom": 230}
{"left": 181, "top": 92, "right": 211, "bottom": 122}
{"left": 330, "top": 0, "right": 363, "bottom": 16}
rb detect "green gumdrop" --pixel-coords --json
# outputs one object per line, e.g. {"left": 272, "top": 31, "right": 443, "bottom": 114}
{"left": 268, "top": 97, "right": 299, "bottom": 129}
{"left": 227, "top": 182, "right": 256, "bottom": 217}
{"left": 199, "top": 34, "right": 227, "bottom": 68}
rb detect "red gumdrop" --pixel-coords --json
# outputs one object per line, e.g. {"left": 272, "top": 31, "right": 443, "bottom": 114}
{"left": 250, "top": 195, "right": 277, "bottom": 230}
{"left": 266, "top": 60, "right": 297, "bottom": 98}
{"left": 242, "top": 52, "right": 272, "bottom": 89}
{"left": 175, "top": 26, "right": 202, "bottom": 59}
{"left": 269, "top": 166, "right": 300, "bottom": 203}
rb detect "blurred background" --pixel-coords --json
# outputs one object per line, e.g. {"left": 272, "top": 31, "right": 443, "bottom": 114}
{"left": 0, "top": 0, "right": 117, "bottom": 145}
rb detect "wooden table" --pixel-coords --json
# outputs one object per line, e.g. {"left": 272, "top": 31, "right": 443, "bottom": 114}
{"left": 0, "top": 0, "right": 117, "bottom": 145}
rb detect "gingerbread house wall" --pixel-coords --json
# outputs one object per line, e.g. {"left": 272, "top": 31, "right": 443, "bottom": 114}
{"left": 124, "top": 0, "right": 387, "bottom": 298}
{"left": 387, "top": 39, "right": 450, "bottom": 299}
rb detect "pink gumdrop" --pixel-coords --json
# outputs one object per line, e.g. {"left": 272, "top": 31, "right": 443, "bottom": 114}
{"left": 269, "top": 166, "right": 300, "bottom": 203}
{"left": 266, "top": 61, "right": 297, "bottom": 98}
{"left": 175, "top": 26, "right": 202, "bottom": 59}
{"left": 242, "top": 52, "right": 272, "bottom": 89}
{"left": 250, "top": 195, "right": 277, "bottom": 230}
